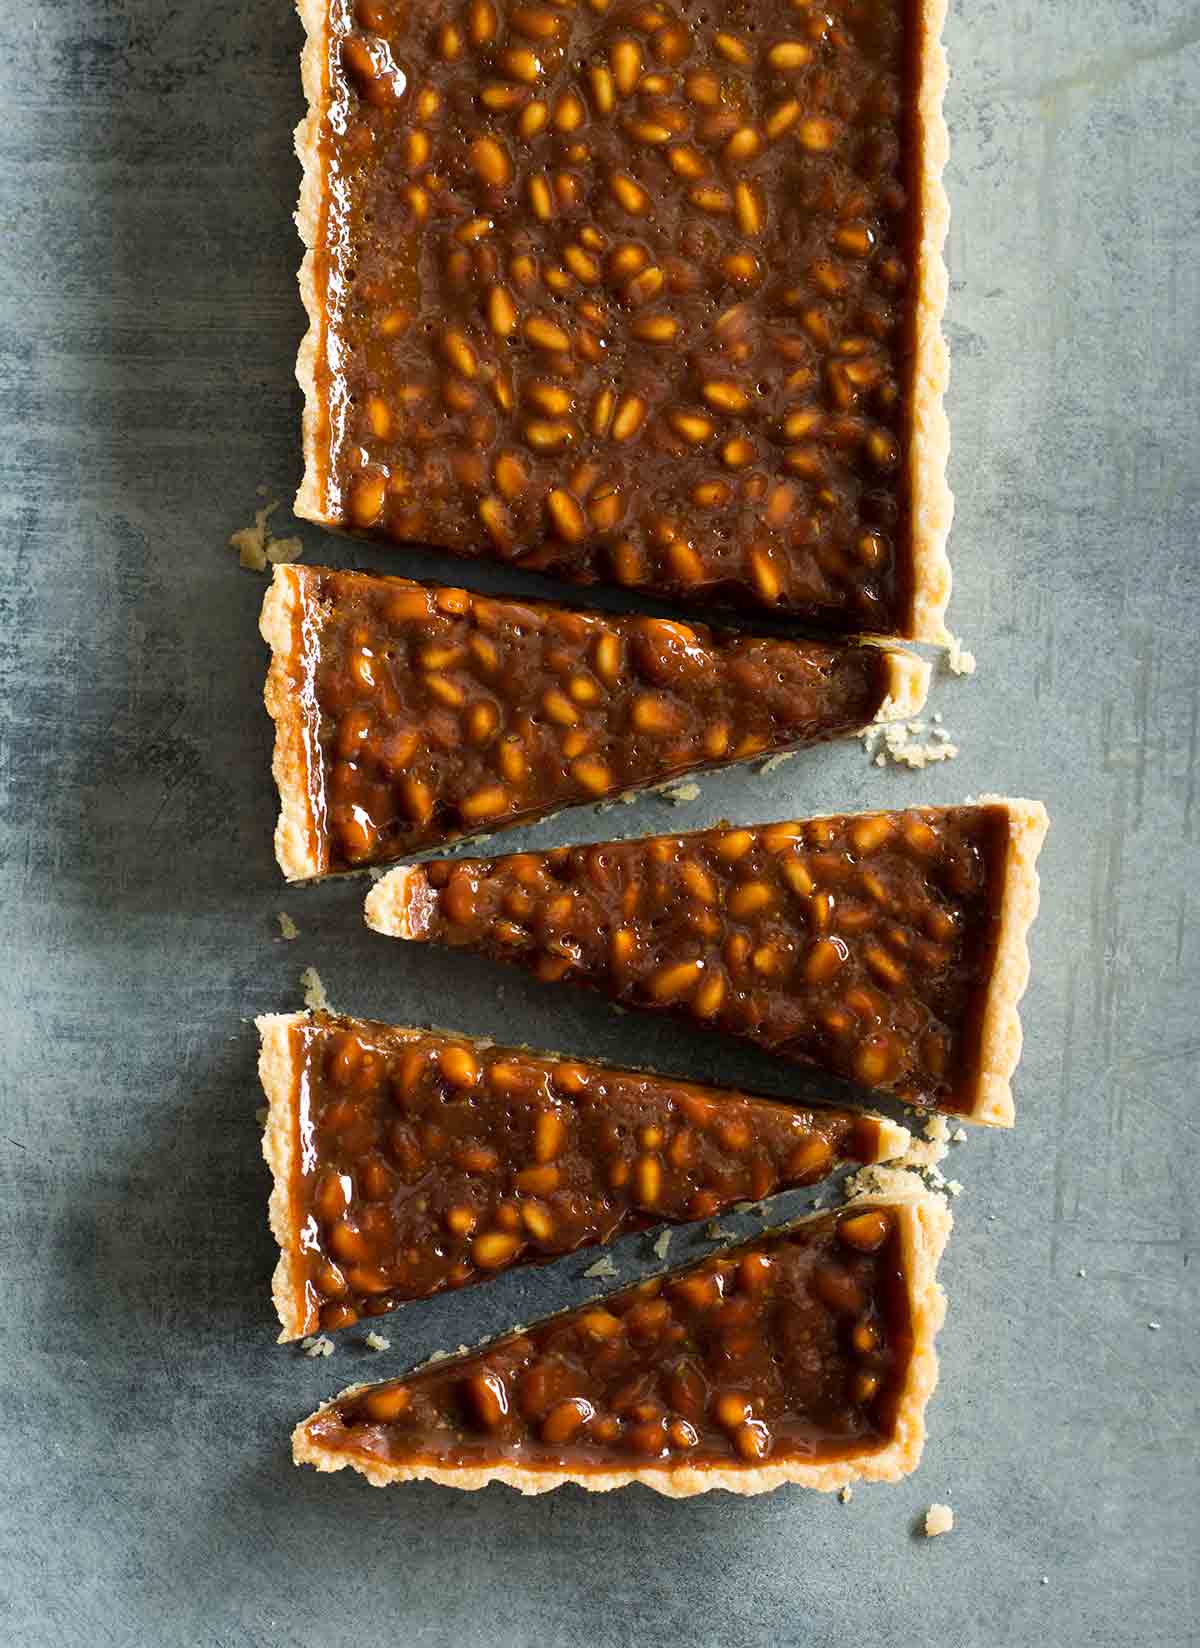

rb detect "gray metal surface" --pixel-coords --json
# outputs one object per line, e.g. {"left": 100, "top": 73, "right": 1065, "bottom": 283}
{"left": 1, "top": 0, "right": 1197, "bottom": 1643}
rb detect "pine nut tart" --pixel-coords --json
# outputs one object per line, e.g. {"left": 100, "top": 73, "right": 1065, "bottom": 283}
{"left": 365, "top": 799, "right": 1048, "bottom": 1124}
{"left": 259, "top": 1010, "right": 910, "bottom": 1341}
{"left": 294, "top": 0, "right": 952, "bottom": 636}
{"left": 261, "top": 562, "right": 928, "bottom": 879}
{"left": 293, "top": 1189, "right": 950, "bottom": 1494}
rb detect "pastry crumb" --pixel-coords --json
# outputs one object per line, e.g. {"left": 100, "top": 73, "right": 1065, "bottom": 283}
{"left": 365, "top": 1331, "right": 391, "bottom": 1352}
{"left": 757, "top": 751, "right": 795, "bottom": 776}
{"left": 228, "top": 499, "right": 303, "bottom": 572}
{"left": 924, "top": 1503, "right": 954, "bottom": 1537}
{"left": 945, "top": 636, "right": 977, "bottom": 676}
{"left": 652, "top": 1229, "right": 672, "bottom": 1261}
{"left": 301, "top": 1335, "right": 334, "bottom": 1359}
{"left": 1077, "top": 1267, "right": 1087, "bottom": 1278}
{"left": 1148, "top": 1320, "right": 1161, "bottom": 1331}
{"left": 839, "top": 1486, "right": 853, "bottom": 1505}
{"left": 277, "top": 910, "right": 299, "bottom": 941}
{"left": 844, "top": 1164, "right": 926, "bottom": 1203}
{"left": 950, "top": 1126, "right": 967, "bottom": 1143}
{"left": 946, "top": 1179, "right": 963, "bottom": 1197}
{"left": 583, "top": 1255, "right": 619, "bottom": 1279}
{"left": 659, "top": 780, "right": 701, "bottom": 804}
{"left": 706, "top": 1221, "right": 733, "bottom": 1240}
{"left": 301, "top": 966, "right": 331, "bottom": 1012}
{"left": 859, "top": 719, "right": 959, "bottom": 770}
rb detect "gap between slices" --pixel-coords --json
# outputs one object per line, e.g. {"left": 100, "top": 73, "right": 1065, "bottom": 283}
{"left": 292, "top": 1190, "right": 951, "bottom": 1496}
{"left": 258, "top": 1009, "right": 912, "bottom": 1343}
{"left": 260, "top": 563, "right": 929, "bottom": 881}
{"left": 293, "top": 0, "right": 952, "bottom": 638}
{"left": 365, "top": 799, "right": 1048, "bottom": 1124}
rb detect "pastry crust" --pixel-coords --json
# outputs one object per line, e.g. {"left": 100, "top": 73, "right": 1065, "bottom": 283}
{"left": 294, "top": 0, "right": 336, "bottom": 527}
{"left": 364, "top": 798, "right": 1047, "bottom": 1126}
{"left": 257, "top": 1012, "right": 311, "bottom": 1343}
{"left": 962, "top": 796, "right": 1050, "bottom": 1128}
{"left": 905, "top": 0, "right": 954, "bottom": 643}
{"left": 290, "top": 1, "right": 952, "bottom": 642}
{"left": 260, "top": 566, "right": 325, "bottom": 882}
{"left": 873, "top": 647, "right": 931, "bottom": 725}
{"left": 292, "top": 1188, "right": 951, "bottom": 1495}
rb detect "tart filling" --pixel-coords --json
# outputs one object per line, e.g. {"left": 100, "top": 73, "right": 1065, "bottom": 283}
{"left": 259, "top": 1009, "right": 911, "bottom": 1341}
{"left": 294, "top": 0, "right": 951, "bottom": 636}
{"left": 366, "top": 799, "right": 1048, "bottom": 1123}
{"left": 293, "top": 1191, "right": 951, "bottom": 1495}
{"left": 261, "top": 563, "right": 928, "bottom": 879}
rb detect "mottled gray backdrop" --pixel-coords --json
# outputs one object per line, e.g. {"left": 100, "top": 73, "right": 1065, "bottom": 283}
{"left": 1, "top": 0, "right": 1197, "bottom": 1644}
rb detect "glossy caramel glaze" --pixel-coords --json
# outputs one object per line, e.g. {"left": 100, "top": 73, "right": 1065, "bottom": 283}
{"left": 275, "top": 564, "right": 903, "bottom": 873}
{"left": 379, "top": 804, "right": 1013, "bottom": 1111}
{"left": 277, "top": 1012, "right": 896, "bottom": 1337}
{"left": 308, "top": 0, "right": 929, "bottom": 629}
{"left": 302, "top": 1205, "right": 914, "bottom": 1471}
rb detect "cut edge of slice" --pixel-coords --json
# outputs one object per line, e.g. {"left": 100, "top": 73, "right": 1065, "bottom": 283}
{"left": 256, "top": 1009, "right": 914, "bottom": 1343}
{"left": 258, "top": 1011, "right": 309, "bottom": 1343}
{"left": 906, "top": 0, "right": 953, "bottom": 645}
{"left": 291, "top": 1186, "right": 952, "bottom": 1497}
{"left": 363, "top": 798, "right": 1048, "bottom": 1127}
{"left": 963, "top": 795, "right": 1050, "bottom": 1128}
{"left": 260, "top": 567, "right": 325, "bottom": 882}
{"left": 294, "top": 0, "right": 337, "bottom": 530}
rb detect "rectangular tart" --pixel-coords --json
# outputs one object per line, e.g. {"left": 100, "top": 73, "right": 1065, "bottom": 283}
{"left": 293, "top": 1189, "right": 951, "bottom": 1495}
{"left": 294, "top": 0, "right": 952, "bottom": 636}
{"left": 261, "top": 562, "right": 928, "bottom": 879}
{"left": 259, "top": 1009, "right": 910, "bottom": 1341}
{"left": 365, "top": 799, "right": 1048, "bottom": 1124}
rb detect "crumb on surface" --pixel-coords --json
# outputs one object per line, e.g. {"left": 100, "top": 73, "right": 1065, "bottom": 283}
{"left": 706, "top": 1221, "right": 734, "bottom": 1240}
{"left": 301, "top": 966, "right": 330, "bottom": 1012}
{"left": 1077, "top": 1267, "right": 1087, "bottom": 1278}
{"left": 945, "top": 636, "right": 977, "bottom": 676}
{"left": 859, "top": 720, "right": 959, "bottom": 770}
{"left": 757, "top": 751, "right": 795, "bottom": 776}
{"left": 1148, "top": 1320, "right": 1161, "bottom": 1330}
{"left": 658, "top": 780, "right": 701, "bottom": 804}
{"left": 924, "top": 1503, "right": 954, "bottom": 1537}
{"left": 228, "top": 499, "right": 303, "bottom": 572}
{"left": 951, "top": 1126, "right": 967, "bottom": 1143}
{"left": 365, "top": 1331, "right": 391, "bottom": 1352}
{"left": 301, "top": 1335, "right": 334, "bottom": 1359}
{"left": 652, "top": 1229, "right": 672, "bottom": 1261}
{"left": 277, "top": 911, "right": 299, "bottom": 941}
{"left": 839, "top": 1486, "right": 853, "bottom": 1505}
{"left": 583, "top": 1255, "right": 619, "bottom": 1279}
{"left": 946, "top": 1179, "right": 963, "bottom": 1197}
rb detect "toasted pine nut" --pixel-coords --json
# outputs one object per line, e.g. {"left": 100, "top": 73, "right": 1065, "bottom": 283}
{"left": 610, "top": 394, "right": 646, "bottom": 441}
{"left": 547, "top": 488, "right": 587, "bottom": 542}
{"left": 611, "top": 37, "right": 642, "bottom": 94}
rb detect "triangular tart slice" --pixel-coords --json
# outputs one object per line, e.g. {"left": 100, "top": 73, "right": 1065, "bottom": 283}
{"left": 366, "top": 799, "right": 1048, "bottom": 1124}
{"left": 261, "top": 564, "right": 927, "bottom": 879}
{"left": 293, "top": 1190, "right": 950, "bottom": 1497}
{"left": 259, "top": 1010, "right": 910, "bottom": 1342}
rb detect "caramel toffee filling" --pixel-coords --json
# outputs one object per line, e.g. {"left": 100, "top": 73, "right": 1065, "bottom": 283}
{"left": 276, "top": 1012, "right": 894, "bottom": 1337}
{"left": 307, "top": 0, "right": 933, "bottom": 630}
{"left": 376, "top": 804, "right": 1015, "bottom": 1111}
{"left": 302, "top": 1206, "right": 915, "bottom": 1471}
{"left": 270, "top": 565, "right": 908, "bottom": 873}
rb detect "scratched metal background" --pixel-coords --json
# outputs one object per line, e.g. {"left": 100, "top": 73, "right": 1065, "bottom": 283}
{"left": 1, "top": 0, "right": 1197, "bottom": 1643}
